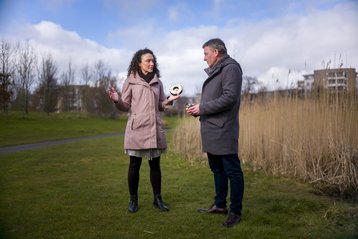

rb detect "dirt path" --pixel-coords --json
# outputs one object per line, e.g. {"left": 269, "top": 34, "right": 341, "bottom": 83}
{"left": 0, "top": 133, "right": 123, "bottom": 155}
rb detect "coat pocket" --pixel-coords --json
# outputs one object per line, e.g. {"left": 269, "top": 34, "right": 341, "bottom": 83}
{"left": 131, "top": 113, "right": 151, "bottom": 130}
{"left": 207, "top": 117, "right": 225, "bottom": 128}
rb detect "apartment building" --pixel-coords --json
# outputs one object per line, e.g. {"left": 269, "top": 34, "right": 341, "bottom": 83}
{"left": 300, "top": 68, "right": 357, "bottom": 95}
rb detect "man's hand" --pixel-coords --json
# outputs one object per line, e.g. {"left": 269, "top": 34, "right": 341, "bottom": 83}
{"left": 186, "top": 104, "right": 200, "bottom": 117}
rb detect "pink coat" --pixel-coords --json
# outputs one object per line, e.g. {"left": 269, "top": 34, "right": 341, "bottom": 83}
{"left": 115, "top": 73, "right": 171, "bottom": 150}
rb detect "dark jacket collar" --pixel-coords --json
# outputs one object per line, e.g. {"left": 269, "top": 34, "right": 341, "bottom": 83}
{"left": 204, "top": 54, "right": 230, "bottom": 76}
{"left": 204, "top": 54, "right": 243, "bottom": 78}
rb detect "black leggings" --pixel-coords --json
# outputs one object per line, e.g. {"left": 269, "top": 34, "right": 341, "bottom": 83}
{"left": 128, "top": 156, "right": 162, "bottom": 196}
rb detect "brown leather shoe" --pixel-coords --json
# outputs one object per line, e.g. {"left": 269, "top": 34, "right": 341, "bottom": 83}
{"left": 223, "top": 212, "right": 241, "bottom": 227}
{"left": 197, "top": 204, "right": 228, "bottom": 214}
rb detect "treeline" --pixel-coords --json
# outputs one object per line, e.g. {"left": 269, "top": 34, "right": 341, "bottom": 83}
{"left": 0, "top": 40, "right": 122, "bottom": 118}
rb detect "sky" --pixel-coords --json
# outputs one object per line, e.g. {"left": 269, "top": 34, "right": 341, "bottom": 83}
{"left": 1, "top": 0, "right": 358, "bottom": 95}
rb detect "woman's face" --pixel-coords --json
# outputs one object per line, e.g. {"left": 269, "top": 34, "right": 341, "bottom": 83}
{"left": 139, "top": 53, "right": 154, "bottom": 75}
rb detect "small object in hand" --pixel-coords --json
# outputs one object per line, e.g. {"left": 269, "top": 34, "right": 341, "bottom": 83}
{"left": 169, "top": 84, "right": 183, "bottom": 95}
{"left": 185, "top": 103, "right": 193, "bottom": 109}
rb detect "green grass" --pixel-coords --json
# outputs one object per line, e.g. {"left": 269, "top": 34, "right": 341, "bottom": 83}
{"left": 0, "top": 114, "right": 357, "bottom": 238}
{"left": 0, "top": 112, "right": 128, "bottom": 147}
{"left": 0, "top": 112, "right": 177, "bottom": 147}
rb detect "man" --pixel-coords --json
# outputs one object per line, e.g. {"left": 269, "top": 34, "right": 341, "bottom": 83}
{"left": 186, "top": 38, "right": 244, "bottom": 227}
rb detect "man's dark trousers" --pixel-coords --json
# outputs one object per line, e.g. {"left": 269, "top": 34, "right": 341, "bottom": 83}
{"left": 208, "top": 153, "right": 244, "bottom": 215}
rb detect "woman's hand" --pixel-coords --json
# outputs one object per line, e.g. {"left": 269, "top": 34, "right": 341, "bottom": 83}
{"left": 108, "top": 86, "right": 120, "bottom": 102}
{"left": 167, "top": 94, "right": 181, "bottom": 102}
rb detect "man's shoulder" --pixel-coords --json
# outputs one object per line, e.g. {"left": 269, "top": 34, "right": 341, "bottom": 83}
{"left": 222, "top": 57, "right": 243, "bottom": 75}
{"left": 222, "top": 56, "right": 239, "bottom": 66}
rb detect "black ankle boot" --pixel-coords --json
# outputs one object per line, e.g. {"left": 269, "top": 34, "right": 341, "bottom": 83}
{"left": 128, "top": 195, "right": 138, "bottom": 213}
{"left": 153, "top": 194, "right": 169, "bottom": 212}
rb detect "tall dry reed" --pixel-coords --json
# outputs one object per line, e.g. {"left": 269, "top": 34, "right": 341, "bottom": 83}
{"left": 172, "top": 94, "right": 358, "bottom": 199}
{"left": 171, "top": 115, "right": 206, "bottom": 165}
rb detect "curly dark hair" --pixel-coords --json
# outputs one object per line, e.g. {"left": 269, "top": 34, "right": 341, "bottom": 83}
{"left": 127, "top": 48, "right": 160, "bottom": 78}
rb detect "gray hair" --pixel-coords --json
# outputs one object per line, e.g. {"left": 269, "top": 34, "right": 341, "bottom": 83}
{"left": 202, "top": 38, "right": 227, "bottom": 55}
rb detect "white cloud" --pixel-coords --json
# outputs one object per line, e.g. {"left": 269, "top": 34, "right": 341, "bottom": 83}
{"left": 158, "top": 2, "right": 357, "bottom": 93}
{"left": 168, "top": 5, "right": 180, "bottom": 22}
{"left": 108, "top": 25, "right": 215, "bottom": 95}
{"left": 168, "top": 3, "right": 190, "bottom": 23}
{"left": 212, "top": 0, "right": 224, "bottom": 18}
{"left": 1, "top": 2, "right": 357, "bottom": 95}
{"left": 221, "top": 2, "right": 358, "bottom": 89}
{"left": 257, "top": 67, "right": 306, "bottom": 91}
{"left": 3, "top": 21, "right": 132, "bottom": 85}
{"left": 107, "top": 24, "right": 160, "bottom": 50}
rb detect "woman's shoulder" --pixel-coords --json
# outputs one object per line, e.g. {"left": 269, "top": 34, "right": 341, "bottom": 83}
{"left": 127, "top": 74, "right": 142, "bottom": 84}
{"left": 154, "top": 74, "right": 163, "bottom": 84}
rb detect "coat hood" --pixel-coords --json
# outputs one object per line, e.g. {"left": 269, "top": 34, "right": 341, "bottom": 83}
{"left": 127, "top": 73, "right": 160, "bottom": 86}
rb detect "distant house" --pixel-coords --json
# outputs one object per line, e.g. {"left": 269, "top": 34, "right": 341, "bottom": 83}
{"left": 299, "top": 74, "right": 314, "bottom": 93}
{"left": 56, "top": 85, "right": 90, "bottom": 113}
{"left": 300, "top": 68, "right": 357, "bottom": 96}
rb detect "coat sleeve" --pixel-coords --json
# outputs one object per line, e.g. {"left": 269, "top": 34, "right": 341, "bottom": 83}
{"left": 115, "top": 80, "right": 131, "bottom": 112}
{"left": 200, "top": 64, "right": 242, "bottom": 115}
{"left": 158, "top": 80, "right": 172, "bottom": 111}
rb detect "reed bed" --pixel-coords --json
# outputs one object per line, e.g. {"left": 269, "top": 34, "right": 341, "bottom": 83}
{"left": 171, "top": 115, "right": 205, "bottom": 165}
{"left": 172, "top": 94, "right": 358, "bottom": 199}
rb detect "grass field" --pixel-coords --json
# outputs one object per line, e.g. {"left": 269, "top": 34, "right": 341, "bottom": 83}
{"left": 0, "top": 113, "right": 357, "bottom": 238}
{"left": 0, "top": 112, "right": 131, "bottom": 147}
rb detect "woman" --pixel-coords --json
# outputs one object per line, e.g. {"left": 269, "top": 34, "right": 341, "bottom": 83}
{"left": 108, "top": 48, "right": 180, "bottom": 213}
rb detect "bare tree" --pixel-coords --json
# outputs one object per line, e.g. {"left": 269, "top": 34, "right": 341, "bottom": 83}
{"left": 80, "top": 62, "right": 93, "bottom": 86}
{"left": 0, "top": 40, "right": 15, "bottom": 113}
{"left": 37, "top": 54, "right": 58, "bottom": 115}
{"left": 59, "top": 59, "right": 76, "bottom": 112}
{"left": 15, "top": 41, "right": 37, "bottom": 115}
{"left": 93, "top": 60, "right": 115, "bottom": 117}
{"left": 242, "top": 75, "right": 258, "bottom": 95}
{"left": 94, "top": 60, "right": 107, "bottom": 87}
{"left": 79, "top": 62, "right": 94, "bottom": 113}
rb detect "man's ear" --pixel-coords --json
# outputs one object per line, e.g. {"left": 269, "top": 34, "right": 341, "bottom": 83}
{"left": 214, "top": 49, "right": 219, "bottom": 56}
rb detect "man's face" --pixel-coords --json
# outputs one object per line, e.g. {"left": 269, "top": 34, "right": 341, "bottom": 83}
{"left": 139, "top": 53, "right": 154, "bottom": 75}
{"left": 203, "top": 46, "right": 219, "bottom": 68}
